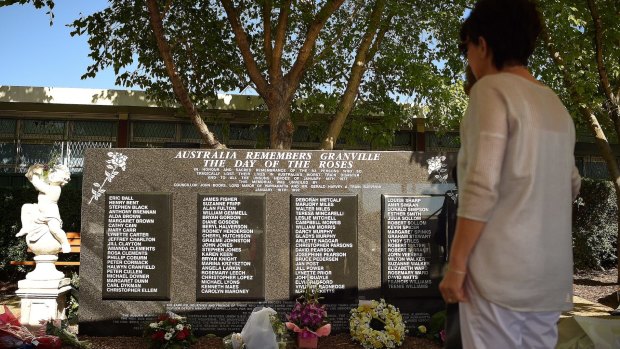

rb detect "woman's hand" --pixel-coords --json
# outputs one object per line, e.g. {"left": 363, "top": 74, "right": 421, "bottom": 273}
{"left": 439, "top": 267, "right": 468, "bottom": 304}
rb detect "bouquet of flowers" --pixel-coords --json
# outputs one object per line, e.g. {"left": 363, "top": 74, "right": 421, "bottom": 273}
{"left": 349, "top": 299, "right": 407, "bottom": 349}
{"left": 0, "top": 305, "right": 67, "bottom": 349}
{"left": 42, "top": 319, "right": 91, "bottom": 349}
{"left": 270, "top": 313, "right": 292, "bottom": 348}
{"left": 285, "top": 286, "right": 331, "bottom": 335}
{"left": 144, "top": 313, "right": 196, "bottom": 349}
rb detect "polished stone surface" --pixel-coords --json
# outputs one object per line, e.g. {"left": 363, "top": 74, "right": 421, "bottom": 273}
{"left": 80, "top": 149, "right": 456, "bottom": 335}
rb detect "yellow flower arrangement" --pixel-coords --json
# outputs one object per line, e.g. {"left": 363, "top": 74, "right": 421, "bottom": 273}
{"left": 349, "top": 299, "right": 407, "bottom": 349}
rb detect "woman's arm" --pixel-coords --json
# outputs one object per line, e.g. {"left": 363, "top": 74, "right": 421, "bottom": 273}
{"left": 439, "top": 217, "right": 485, "bottom": 302}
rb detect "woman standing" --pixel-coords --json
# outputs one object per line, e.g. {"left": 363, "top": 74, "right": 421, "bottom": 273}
{"left": 438, "top": 1, "right": 581, "bottom": 348}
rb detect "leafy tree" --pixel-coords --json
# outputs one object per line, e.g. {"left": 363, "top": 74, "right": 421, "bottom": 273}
{"left": 534, "top": 0, "right": 620, "bottom": 280}
{"left": 1, "top": 0, "right": 469, "bottom": 150}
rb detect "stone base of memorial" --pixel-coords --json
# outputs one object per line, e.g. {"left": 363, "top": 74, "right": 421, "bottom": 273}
{"left": 15, "top": 278, "right": 71, "bottom": 329}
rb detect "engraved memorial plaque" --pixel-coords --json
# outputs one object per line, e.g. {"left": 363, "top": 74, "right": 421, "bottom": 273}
{"left": 81, "top": 149, "right": 456, "bottom": 336}
{"left": 196, "top": 194, "right": 265, "bottom": 301}
{"left": 102, "top": 193, "right": 172, "bottom": 300}
{"left": 291, "top": 194, "right": 358, "bottom": 301}
{"left": 382, "top": 195, "right": 444, "bottom": 298}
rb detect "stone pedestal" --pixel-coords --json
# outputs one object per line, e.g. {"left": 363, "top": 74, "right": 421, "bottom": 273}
{"left": 16, "top": 278, "right": 71, "bottom": 329}
{"left": 26, "top": 255, "right": 64, "bottom": 281}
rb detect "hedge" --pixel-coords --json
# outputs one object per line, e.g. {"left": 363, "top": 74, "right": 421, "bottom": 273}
{"left": 573, "top": 178, "right": 618, "bottom": 270}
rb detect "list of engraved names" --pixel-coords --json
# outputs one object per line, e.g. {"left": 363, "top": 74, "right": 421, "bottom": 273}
{"left": 198, "top": 195, "right": 264, "bottom": 300}
{"left": 104, "top": 194, "right": 171, "bottom": 299}
{"left": 292, "top": 195, "right": 357, "bottom": 296}
{"left": 385, "top": 196, "right": 432, "bottom": 289}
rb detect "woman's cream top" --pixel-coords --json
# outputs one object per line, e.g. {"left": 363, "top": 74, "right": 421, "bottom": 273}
{"left": 457, "top": 72, "right": 581, "bottom": 311}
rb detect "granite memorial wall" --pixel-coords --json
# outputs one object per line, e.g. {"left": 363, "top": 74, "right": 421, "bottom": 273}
{"left": 80, "top": 149, "right": 455, "bottom": 336}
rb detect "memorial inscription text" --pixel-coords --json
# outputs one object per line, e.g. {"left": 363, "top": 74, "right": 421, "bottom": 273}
{"left": 103, "top": 193, "right": 172, "bottom": 300}
{"left": 197, "top": 194, "right": 265, "bottom": 301}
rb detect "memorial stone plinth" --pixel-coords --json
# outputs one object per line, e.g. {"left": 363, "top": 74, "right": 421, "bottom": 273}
{"left": 16, "top": 278, "right": 71, "bottom": 328}
{"left": 80, "top": 149, "right": 455, "bottom": 336}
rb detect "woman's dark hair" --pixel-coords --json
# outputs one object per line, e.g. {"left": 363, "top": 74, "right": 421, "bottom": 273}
{"left": 460, "top": 0, "right": 542, "bottom": 69}
{"left": 464, "top": 65, "right": 477, "bottom": 95}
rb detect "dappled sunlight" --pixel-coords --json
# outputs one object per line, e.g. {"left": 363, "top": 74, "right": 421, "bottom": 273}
{"left": 0, "top": 86, "right": 53, "bottom": 103}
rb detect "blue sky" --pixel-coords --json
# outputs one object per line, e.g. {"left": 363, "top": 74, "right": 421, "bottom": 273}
{"left": 0, "top": 0, "right": 124, "bottom": 90}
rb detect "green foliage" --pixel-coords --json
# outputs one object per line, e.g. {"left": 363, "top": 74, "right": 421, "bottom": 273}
{"left": 0, "top": 186, "right": 37, "bottom": 281}
{"left": 45, "top": 318, "right": 92, "bottom": 349}
{"left": 573, "top": 178, "right": 618, "bottom": 270}
{"left": 3, "top": 0, "right": 475, "bottom": 146}
{"left": 67, "top": 1, "right": 471, "bottom": 145}
{"left": 66, "top": 272, "right": 80, "bottom": 324}
{"left": 0, "top": 0, "right": 55, "bottom": 24}
{"left": 0, "top": 184, "right": 81, "bottom": 282}
{"left": 534, "top": 0, "right": 620, "bottom": 137}
{"left": 411, "top": 310, "right": 446, "bottom": 344}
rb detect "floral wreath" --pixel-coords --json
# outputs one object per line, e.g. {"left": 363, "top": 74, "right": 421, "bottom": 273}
{"left": 349, "top": 299, "right": 407, "bottom": 349}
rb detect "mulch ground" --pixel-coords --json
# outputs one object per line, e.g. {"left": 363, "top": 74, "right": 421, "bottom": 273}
{"left": 78, "top": 334, "right": 442, "bottom": 349}
{"left": 3, "top": 269, "right": 619, "bottom": 348}
{"left": 573, "top": 268, "right": 619, "bottom": 309}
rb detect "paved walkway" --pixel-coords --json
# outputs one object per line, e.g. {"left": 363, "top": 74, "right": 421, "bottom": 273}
{"left": 557, "top": 296, "right": 617, "bottom": 349}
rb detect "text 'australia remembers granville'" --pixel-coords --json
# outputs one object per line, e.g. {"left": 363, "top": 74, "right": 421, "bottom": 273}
{"left": 173, "top": 150, "right": 381, "bottom": 169}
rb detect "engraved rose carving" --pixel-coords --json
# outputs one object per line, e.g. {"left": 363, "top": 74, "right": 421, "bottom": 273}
{"left": 89, "top": 152, "right": 128, "bottom": 204}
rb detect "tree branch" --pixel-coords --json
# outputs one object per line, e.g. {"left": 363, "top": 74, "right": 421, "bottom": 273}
{"left": 286, "top": 0, "right": 346, "bottom": 96}
{"left": 320, "top": 0, "right": 388, "bottom": 150}
{"left": 587, "top": 0, "right": 615, "bottom": 101}
{"left": 262, "top": 0, "right": 273, "bottom": 70}
{"left": 270, "top": 0, "right": 291, "bottom": 81}
{"left": 145, "top": 0, "right": 225, "bottom": 149}
{"left": 587, "top": 0, "right": 620, "bottom": 136}
{"left": 221, "top": 0, "right": 269, "bottom": 95}
{"left": 368, "top": 12, "right": 391, "bottom": 60}
{"left": 307, "top": 1, "right": 363, "bottom": 69}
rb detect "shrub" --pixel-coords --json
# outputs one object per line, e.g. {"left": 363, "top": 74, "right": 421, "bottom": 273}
{"left": 573, "top": 178, "right": 618, "bottom": 271}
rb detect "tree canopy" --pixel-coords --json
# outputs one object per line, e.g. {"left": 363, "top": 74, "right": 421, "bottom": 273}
{"left": 1, "top": 0, "right": 469, "bottom": 149}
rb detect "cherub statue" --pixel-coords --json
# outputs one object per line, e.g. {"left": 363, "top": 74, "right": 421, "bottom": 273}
{"left": 16, "top": 163, "right": 72, "bottom": 254}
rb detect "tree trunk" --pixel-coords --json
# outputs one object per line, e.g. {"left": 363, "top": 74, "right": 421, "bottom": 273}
{"left": 540, "top": 18, "right": 620, "bottom": 282}
{"left": 269, "top": 104, "right": 294, "bottom": 149}
{"left": 320, "top": 0, "right": 388, "bottom": 150}
{"left": 221, "top": 0, "right": 345, "bottom": 150}
{"left": 586, "top": 0, "right": 620, "bottom": 282}
{"left": 146, "top": 0, "right": 225, "bottom": 149}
